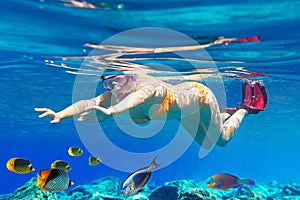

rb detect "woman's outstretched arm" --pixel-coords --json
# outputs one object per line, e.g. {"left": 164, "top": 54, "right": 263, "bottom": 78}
{"left": 35, "top": 91, "right": 112, "bottom": 123}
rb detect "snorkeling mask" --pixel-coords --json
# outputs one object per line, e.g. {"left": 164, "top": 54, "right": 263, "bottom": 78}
{"left": 101, "top": 75, "right": 130, "bottom": 91}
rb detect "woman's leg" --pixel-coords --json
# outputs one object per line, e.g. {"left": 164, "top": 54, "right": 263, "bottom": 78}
{"left": 178, "top": 87, "right": 248, "bottom": 148}
{"left": 178, "top": 84, "right": 224, "bottom": 149}
{"left": 179, "top": 113, "right": 213, "bottom": 149}
{"left": 179, "top": 79, "right": 267, "bottom": 148}
{"left": 221, "top": 112, "right": 231, "bottom": 121}
{"left": 217, "top": 109, "right": 248, "bottom": 146}
{"left": 217, "top": 79, "right": 268, "bottom": 146}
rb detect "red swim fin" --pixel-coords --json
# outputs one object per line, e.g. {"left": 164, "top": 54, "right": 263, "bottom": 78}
{"left": 238, "top": 80, "right": 268, "bottom": 114}
{"left": 252, "top": 81, "right": 268, "bottom": 110}
{"left": 242, "top": 80, "right": 253, "bottom": 109}
{"left": 238, "top": 36, "right": 261, "bottom": 43}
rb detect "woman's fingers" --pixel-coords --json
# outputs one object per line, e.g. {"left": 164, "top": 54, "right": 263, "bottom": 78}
{"left": 34, "top": 108, "right": 60, "bottom": 123}
{"left": 80, "top": 111, "right": 89, "bottom": 117}
{"left": 34, "top": 108, "right": 49, "bottom": 112}
{"left": 77, "top": 117, "right": 84, "bottom": 121}
{"left": 77, "top": 111, "right": 90, "bottom": 121}
{"left": 50, "top": 118, "right": 60, "bottom": 124}
{"left": 78, "top": 106, "right": 109, "bottom": 122}
{"left": 34, "top": 108, "right": 54, "bottom": 118}
{"left": 38, "top": 112, "right": 51, "bottom": 118}
{"left": 92, "top": 106, "right": 109, "bottom": 114}
{"left": 77, "top": 115, "right": 87, "bottom": 122}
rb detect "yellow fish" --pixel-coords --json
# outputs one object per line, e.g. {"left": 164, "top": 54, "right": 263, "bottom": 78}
{"left": 6, "top": 158, "right": 35, "bottom": 174}
{"left": 36, "top": 168, "right": 74, "bottom": 191}
{"left": 51, "top": 160, "right": 71, "bottom": 172}
{"left": 68, "top": 146, "right": 83, "bottom": 156}
{"left": 88, "top": 156, "right": 101, "bottom": 166}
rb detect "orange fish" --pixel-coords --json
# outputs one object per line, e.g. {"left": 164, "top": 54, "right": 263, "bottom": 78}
{"left": 6, "top": 158, "right": 35, "bottom": 174}
{"left": 36, "top": 168, "right": 74, "bottom": 191}
{"left": 205, "top": 173, "right": 255, "bottom": 190}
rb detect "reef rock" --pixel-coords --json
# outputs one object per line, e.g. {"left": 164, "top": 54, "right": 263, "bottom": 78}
{"left": 282, "top": 183, "right": 300, "bottom": 196}
{"left": 164, "top": 179, "right": 199, "bottom": 193}
{"left": 5, "top": 178, "right": 66, "bottom": 200}
{"left": 180, "top": 188, "right": 218, "bottom": 200}
{"left": 3, "top": 177, "right": 300, "bottom": 200}
{"left": 149, "top": 179, "right": 218, "bottom": 200}
{"left": 149, "top": 185, "right": 179, "bottom": 200}
{"left": 67, "top": 176, "right": 123, "bottom": 200}
{"left": 127, "top": 193, "right": 149, "bottom": 200}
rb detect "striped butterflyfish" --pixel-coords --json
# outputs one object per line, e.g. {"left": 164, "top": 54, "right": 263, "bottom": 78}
{"left": 36, "top": 168, "right": 74, "bottom": 191}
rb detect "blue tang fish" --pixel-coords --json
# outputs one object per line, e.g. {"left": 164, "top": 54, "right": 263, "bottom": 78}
{"left": 122, "top": 157, "right": 160, "bottom": 196}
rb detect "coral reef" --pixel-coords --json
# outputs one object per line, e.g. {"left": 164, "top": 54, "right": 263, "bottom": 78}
{"left": 1, "top": 177, "right": 300, "bottom": 200}
{"left": 4, "top": 178, "right": 66, "bottom": 200}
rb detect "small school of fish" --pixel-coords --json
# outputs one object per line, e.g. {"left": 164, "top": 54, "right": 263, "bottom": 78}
{"left": 6, "top": 146, "right": 104, "bottom": 192}
{"left": 6, "top": 150, "right": 255, "bottom": 194}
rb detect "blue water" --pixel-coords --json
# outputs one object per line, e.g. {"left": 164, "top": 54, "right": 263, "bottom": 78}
{"left": 1, "top": 0, "right": 300, "bottom": 195}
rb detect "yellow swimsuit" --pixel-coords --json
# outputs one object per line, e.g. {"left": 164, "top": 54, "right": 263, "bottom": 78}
{"left": 157, "top": 81, "right": 207, "bottom": 113}
{"left": 187, "top": 82, "right": 207, "bottom": 106}
{"left": 157, "top": 86, "right": 175, "bottom": 113}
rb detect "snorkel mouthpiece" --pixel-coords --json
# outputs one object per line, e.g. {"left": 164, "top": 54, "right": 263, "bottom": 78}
{"left": 112, "top": 81, "right": 121, "bottom": 90}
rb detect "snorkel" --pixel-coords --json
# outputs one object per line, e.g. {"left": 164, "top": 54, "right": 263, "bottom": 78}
{"left": 101, "top": 74, "right": 137, "bottom": 102}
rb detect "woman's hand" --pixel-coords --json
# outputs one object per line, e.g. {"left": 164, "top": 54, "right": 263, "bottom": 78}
{"left": 34, "top": 108, "right": 61, "bottom": 124}
{"left": 77, "top": 106, "right": 113, "bottom": 122}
